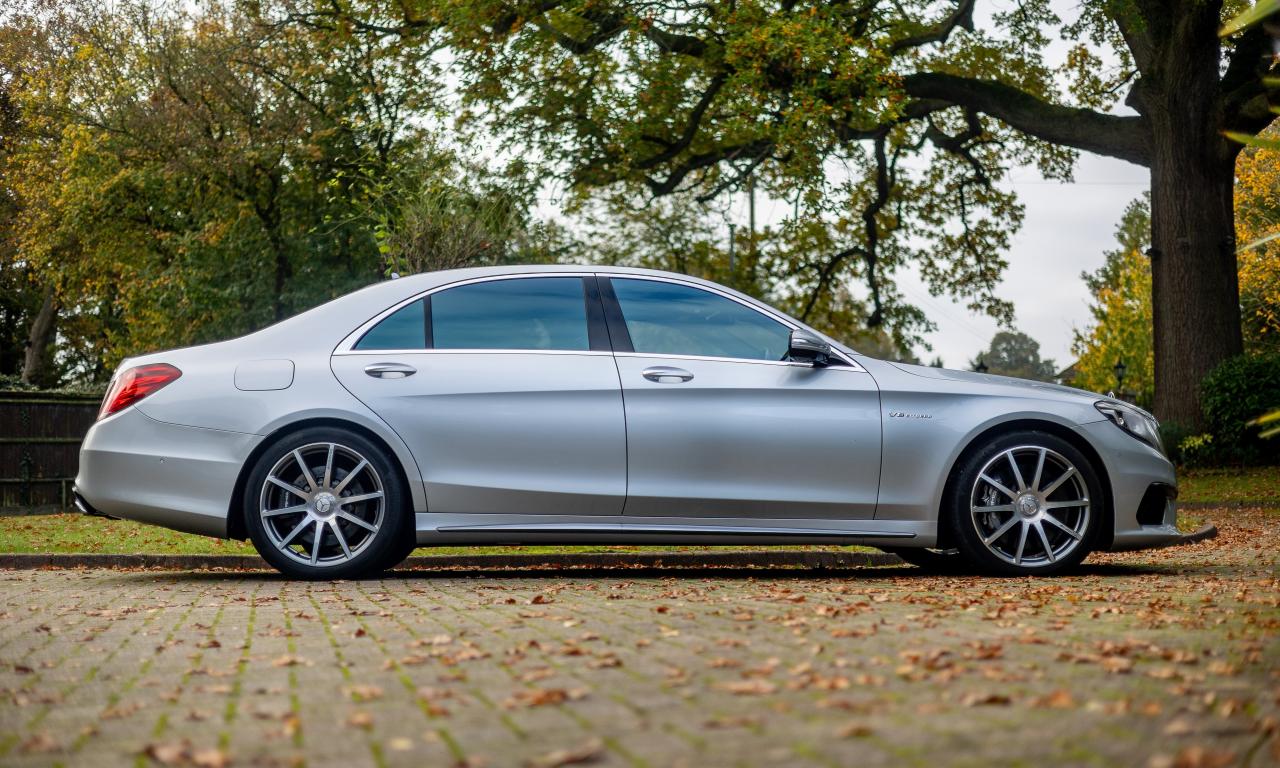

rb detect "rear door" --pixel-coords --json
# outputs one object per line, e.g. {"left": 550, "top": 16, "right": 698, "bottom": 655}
{"left": 331, "top": 274, "right": 626, "bottom": 517}
{"left": 602, "top": 276, "right": 882, "bottom": 520}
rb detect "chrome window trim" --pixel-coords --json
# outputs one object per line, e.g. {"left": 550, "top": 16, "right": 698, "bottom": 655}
{"left": 605, "top": 274, "right": 864, "bottom": 371}
{"left": 336, "top": 349, "right": 613, "bottom": 358}
{"left": 614, "top": 351, "right": 863, "bottom": 372}
{"left": 334, "top": 272, "right": 597, "bottom": 354}
{"left": 331, "top": 269, "right": 864, "bottom": 371}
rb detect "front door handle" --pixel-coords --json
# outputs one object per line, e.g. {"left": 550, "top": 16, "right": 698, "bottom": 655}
{"left": 642, "top": 366, "right": 694, "bottom": 383}
{"left": 364, "top": 362, "right": 416, "bottom": 379}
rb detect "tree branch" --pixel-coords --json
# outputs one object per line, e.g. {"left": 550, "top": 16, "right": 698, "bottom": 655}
{"left": 889, "top": 0, "right": 975, "bottom": 54}
{"left": 903, "top": 72, "right": 1151, "bottom": 166}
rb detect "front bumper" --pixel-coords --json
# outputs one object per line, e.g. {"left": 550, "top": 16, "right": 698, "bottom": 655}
{"left": 1075, "top": 420, "right": 1181, "bottom": 551}
{"left": 75, "top": 407, "right": 262, "bottom": 538}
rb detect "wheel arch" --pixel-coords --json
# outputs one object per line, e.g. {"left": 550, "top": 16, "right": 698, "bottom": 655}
{"left": 935, "top": 418, "right": 1114, "bottom": 551}
{"left": 227, "top": 417, "right": 417, "bottom": 542}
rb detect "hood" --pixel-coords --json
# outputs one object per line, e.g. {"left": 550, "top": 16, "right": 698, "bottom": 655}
{"left": 887, "top": 361, "right": 1106, "bottom": 404}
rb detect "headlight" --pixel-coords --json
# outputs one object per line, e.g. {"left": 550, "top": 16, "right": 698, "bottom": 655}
{"left": 1095, "top": 400, "right": 1164, "bottom": 454}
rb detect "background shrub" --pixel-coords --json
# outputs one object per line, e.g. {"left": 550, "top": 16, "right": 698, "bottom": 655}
{"left": 1199, "top": 353, "right": 1280, "bottom": 465}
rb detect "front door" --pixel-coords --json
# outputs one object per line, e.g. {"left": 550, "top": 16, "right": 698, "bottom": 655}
{"left": 602, "top": 276, "right": 882, "bottom": 520}
{"left": 331, "top": 275, "right": 626, "bottom": 517}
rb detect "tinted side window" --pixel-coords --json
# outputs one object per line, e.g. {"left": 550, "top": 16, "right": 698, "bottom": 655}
{"left": 354, "top": 298, "right": 426, "bottom": 350}
{"left": 611, "top": 279, "right": 790, "bottom": 361}
{"left": 432, "top": 277, "right": 589, "bottom": 351}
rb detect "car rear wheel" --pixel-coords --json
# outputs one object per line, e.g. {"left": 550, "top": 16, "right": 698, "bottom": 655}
{"left": 945, "top": 431, "right": 1102, "bottom": 576}
{"left": 244, "top": 428, "right": 410, "bottom": 579}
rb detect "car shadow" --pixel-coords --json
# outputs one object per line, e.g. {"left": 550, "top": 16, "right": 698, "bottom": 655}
{"left": 102, "top": 559, "right": 1189, "bottom": 584}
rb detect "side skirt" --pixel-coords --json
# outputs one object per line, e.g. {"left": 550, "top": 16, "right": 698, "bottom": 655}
{"left": 415, "top": 513, "right": 935, "bottom": 547}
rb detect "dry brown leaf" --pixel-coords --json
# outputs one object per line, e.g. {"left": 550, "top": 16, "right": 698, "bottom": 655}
{"left": 20, "top": 732, "right": 59, "bottom": 753}
{"left": 347, "top": 711, "right": 374, "bottom": 729}
{"left": 717, "top": 680, "right": 777, "bottom": 696}
{"left": 960, "top": 692, "right": 1012, "bottom": 707}
{"left": 270, "top": 655, "right": 309, "bottom": 668}
{"left": 1030, "top": 690, "right": 1076, "bottom": 709}
{"left": 836, "top": 723, "right": 874, "bottom": 739}
{"left": 345, "top": 685, "right": 384, "bottom": 702}
{"left": 191, "top": 748, "right": 231, "bottom": 768}
{"left": 525, "top": 738, "right": 604, "bottom": 768}
{"left": 143, "top": 740, "right": 190, "bottom": 765}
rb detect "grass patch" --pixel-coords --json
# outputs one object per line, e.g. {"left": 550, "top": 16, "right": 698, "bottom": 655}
{"left": 1178, "top": 466, "right": 1280, "bottom": 503}
{"left": 0, "top": 513, "right": 872, "bottom": 557}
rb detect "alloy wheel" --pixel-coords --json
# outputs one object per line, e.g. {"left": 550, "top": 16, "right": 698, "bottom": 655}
{"left": 969, "top": 445, "right": 1090, "bottom": 568}
{"left": 258, "top": 442, "right": 385, "bottom": 567}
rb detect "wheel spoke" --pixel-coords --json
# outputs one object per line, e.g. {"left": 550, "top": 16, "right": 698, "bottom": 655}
{"left": 1034, "top": 520, "right": 1055, "bottom": 563}
{"left": 333, "top": 459, "right": 368, "bottom": 495}
{"left": 1014, "top": 522, "right": 1029, "bottom": 565}
{"left": 267, "top": 475, "right": 310, "bottom": 501}
{"left": 1043, "top": 499, "right": 1088, "bottom": 510}
{"left": 278, "top": 516, "right": 311, "bottom": 549}
{"left": 972, "top": 504, "right": 1014, "bottom": 514}
{"left": 262, "top": 503, "right": 308, "bottom": 518}
{"left": 1042, "top": 467, "right": 1076, "bottom": 496}
{"left": 339, "top": 490, "right": 384, "bottom": 507}
{"left": 1006, "top": 451, "right": 1026, "bottom": 492}
{"left": 1042, "top": 513, "right": 1083, "bottom": 540}
{"left": 338, "top": 511, "right": 377, "bottom": 532}
{"left": 293, "top": 449, "right": 318, "bottom": 493}
{"left": 330, "top": 519, "right": 352, "bottom": 559}
{"left": 310, "top": 520, "right": 324, "bottom": 564}
{"left": 982, "top": 515, "right": 1020, "bottom": 545}
{"left": 321, "top": 443, "right": 335, "bottom": 489}
{"left": 1030, "top": 448, "right": 1047, "bottom": 493}
{"left": 979, "top": 474, "right": 1017, "bottom": 500}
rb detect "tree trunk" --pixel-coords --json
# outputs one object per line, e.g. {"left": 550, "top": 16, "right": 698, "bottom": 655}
{"left": 1145, "top": 14, "right": 1244, "bottom": 429}
{"left": 20, "top": 288, "right": 58, "bottom": 387}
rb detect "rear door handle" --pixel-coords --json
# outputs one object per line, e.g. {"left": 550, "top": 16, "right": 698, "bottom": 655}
{"left": 364, "top": 362, "right": 416, "bottom": 379}
{"left": 642, "top": 366, "right": 694, "bottom": 383}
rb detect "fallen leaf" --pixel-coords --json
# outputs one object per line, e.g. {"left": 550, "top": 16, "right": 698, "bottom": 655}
{"left": 716, "top": 680, "right": 777, "bottom": 696}
{"left": 960, "top": 692, "right": 1012, "bottom": 707}
{"left": 345, "top": 685, "right": 384, "bottom": 702}
{"left": 525, "top": 738, "right": 604, "bottom": 768}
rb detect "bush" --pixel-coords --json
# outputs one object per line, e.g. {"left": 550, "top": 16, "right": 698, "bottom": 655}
{"left": 1177, "top": 433, "right": 1217, "bottom": 468}
{"left": 1199, "top": 352, "right": 1280, "bottom": 465}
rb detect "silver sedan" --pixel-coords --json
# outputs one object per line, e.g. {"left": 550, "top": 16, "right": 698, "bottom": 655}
{"left": 75, "top": 266, "right": 1180, "bottom": 578}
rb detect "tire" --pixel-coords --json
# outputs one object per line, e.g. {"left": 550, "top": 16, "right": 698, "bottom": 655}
{"left": 882, "top": 547, "right": 970, "bottom": 574}
{"left": 383, "top": 532, "right": 418, "bottom": 573}
{"left": 944, "top": 430, "right": 1103, "bottom": 576}
{"left": 244, "top": 427, "right": 410, "bottom": 580}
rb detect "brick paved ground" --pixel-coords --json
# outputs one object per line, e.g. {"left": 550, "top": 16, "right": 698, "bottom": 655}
{"left": 1, "top": 508, "right": 1276, "bottom": 768}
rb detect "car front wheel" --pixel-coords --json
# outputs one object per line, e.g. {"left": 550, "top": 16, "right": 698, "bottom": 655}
{"left": 244, "top": 428, "right": 410, "bottom": 579}
{"left": 945, "top": 431, "right": 1102, "bottom": 576}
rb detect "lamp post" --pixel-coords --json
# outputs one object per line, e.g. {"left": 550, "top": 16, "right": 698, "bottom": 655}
{"left": 1114, "top": 359, "right": 1127, "bottom": 392}
{"left": 974, "top": 357, "right": 989, "bottom": 374}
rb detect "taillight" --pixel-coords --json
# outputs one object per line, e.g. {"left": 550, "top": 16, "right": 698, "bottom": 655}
{"left": 99, "top": 363, "right": 182, "bottom": 419}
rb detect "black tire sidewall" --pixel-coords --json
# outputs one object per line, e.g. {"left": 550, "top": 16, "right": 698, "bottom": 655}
{"left": 944, "top": 431, "right": 1103, "bottom": 576}
{"left": 244, "top": 427, "right": 409, "bottom": 580}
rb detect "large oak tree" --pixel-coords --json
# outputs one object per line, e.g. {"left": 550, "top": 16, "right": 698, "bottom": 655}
{"left": 315, "top": 0, "right": 1278, "bottom": 426}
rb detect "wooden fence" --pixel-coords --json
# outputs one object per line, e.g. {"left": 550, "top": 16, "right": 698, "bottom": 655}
{"left": 0, "top": 390, "right": 100, "bottom": 513}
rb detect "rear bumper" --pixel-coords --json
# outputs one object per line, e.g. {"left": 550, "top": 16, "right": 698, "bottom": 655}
{"left": 75, "top": 407, "right": 261, "bottom": 538}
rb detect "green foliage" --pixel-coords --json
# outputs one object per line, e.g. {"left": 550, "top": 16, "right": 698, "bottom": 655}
{"left": 1200, "top": 353, "right": 1280, "bottom": 465}
{"left": 0, "top": 0, "right": 451, "bottom": 380}
{"left": 1177, "top": 433, "right": 1218, "bottom": 469}
{"left": 1071, "top": 198, "right": 1154, "bottom": 407}
{"left": 970, "top": 331, "right": 1057, "bottom": 382}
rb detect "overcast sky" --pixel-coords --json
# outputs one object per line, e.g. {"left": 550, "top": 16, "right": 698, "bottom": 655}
{"left": 899, "top": 154, "right": 1150, "bottom": 370}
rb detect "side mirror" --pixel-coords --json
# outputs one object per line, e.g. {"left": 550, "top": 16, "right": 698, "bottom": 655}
{"left": 788, "top": 329, "right": 832, "bottom": 367}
